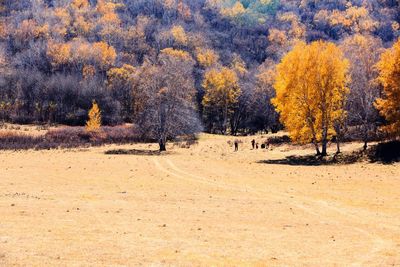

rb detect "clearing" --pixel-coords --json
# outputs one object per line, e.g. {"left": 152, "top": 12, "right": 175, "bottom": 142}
{"left": 0, "top": 134, "right": 399, "bottom": 266}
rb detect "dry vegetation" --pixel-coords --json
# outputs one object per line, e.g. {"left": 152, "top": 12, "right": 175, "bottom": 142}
{"left": 1, "top": 1, "right": 400, "bottom": 265}
{"left": 0, "top": 128, "right": 399, "bottom": 266}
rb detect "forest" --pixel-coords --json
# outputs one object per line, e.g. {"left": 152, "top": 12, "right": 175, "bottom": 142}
{"left": 1, "top": 0, "right": 400, "bottom": 151}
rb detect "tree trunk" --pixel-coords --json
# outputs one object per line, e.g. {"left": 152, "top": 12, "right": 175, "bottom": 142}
{"left": 159, "top": 137, "right": 166, "bottom": 152}
{"left": 363, "top": 122, "right": 369, "bottom": 151}
{"left": 222, "top": 104, "right": 228, "bottom": 135}
{"left": 321, "top": 140, "right": 328, "bottom": 156}
{"left": 336, "top": 137, "right": 341, "bottom": 154}
{"left": 334, "top": 124, "right": 342, "bottom": 154}
{"left": 320, "top": 124, "right": 329, "bottom": 156}
{"left": 159, "top": 95, "right": 167, "bottom": 152}
{"left": 312, "top": 139, "right": 321, "bottom": 156}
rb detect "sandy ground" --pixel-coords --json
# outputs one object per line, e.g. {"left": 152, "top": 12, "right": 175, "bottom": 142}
{"left": 0, "top": 133, "right": 399, "bottom": 266}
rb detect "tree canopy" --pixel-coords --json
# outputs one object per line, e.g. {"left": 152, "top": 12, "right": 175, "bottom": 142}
{"left": 273, "top": 41, "right": 350, "bottom": 155}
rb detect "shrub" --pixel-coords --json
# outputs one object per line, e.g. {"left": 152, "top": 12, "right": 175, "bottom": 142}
{"left": 0, "top": 125, "right": 141, "bottom": 150}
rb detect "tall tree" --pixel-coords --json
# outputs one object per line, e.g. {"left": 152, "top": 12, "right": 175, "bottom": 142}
{"left": 135, "top": 49, "right": 202, "bottom": 151}
{"left": 341, "top": 34, "right": 384, "bottom": 150}
{"left": 202, "top": 67, "right": 241, "bottom": 134}
{"left": 375, "top": 38, "right": 400, "bottom": 138}
{"left": 273, "top": 41, "right": 350, "bottom": 156}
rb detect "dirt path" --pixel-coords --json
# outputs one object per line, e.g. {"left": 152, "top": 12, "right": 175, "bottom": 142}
{"left": 0, "top": 134, "right": 399, "bottom": 266}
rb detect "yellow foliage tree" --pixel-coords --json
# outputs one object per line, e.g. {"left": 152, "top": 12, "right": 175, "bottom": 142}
{"left": 86, "top": 101, "right": 102, "bottom": 132}
{"left": 375, "top": 39, "right": 400, "bottom": 138}
{"left": 196, "top": 48, "right": 219, "bottom": 68}
{"left": 170, "top": 25, "right": 188, "bottom": 46}
{"left": 221, "top": 1, "right": 245, "bottom": 18}
{"left": 272, "top": 41, "right": 349, "bottom": 156}
{"left": 160, "top": 48, "right": 192, "bottom": 61}
{"left": 71, "top": 0, "right": 90, "bottom": 9}
{"left": 47, "top": 41, "right": 71, "bottom": 68}
{"left": 107, "top": 64, "right": 136, "bottom": 119}
{"left": 93, "top": 41, "right": 117, "bottom": 69}
{"left": 82, "top": 64, "right": 96, "bottom": 79}
{"left": 97, "top": 0, "right": 121, "bottom": 25}
{"left": 202, "top": 67, "right": 241, "bottom": 133}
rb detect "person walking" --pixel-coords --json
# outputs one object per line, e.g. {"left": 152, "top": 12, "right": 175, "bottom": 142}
{"left": 251, "top": 139, "right": 255, "bottom": 150}
{"left": 234, "top": 139, "right": 239, "bottom": 152}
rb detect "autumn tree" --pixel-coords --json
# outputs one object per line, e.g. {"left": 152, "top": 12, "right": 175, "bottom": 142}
{"left": 273, "top": 41, "right": 350, "bottom": 156}
{"left": 341, "top": 34, "right": 383, "bottom": 150}
{"left": 202, "top": 67, "right": 241, "bottom": 134}
{"left": 107, "top": 64, "right": 136, "bottom": 121}
{"left": 250, "top": 60, "right": 280, "bottom": 133}
{"left": 2, "top": 0, "right": 400, "bottom": 134}
{"left": 86, "top": 100, "right": 102, "bottom": 132}
{"left": 375, "top": 38, "right": 400, "bottom": 138}
{"left": 196, "top": 48, "right": 219, "bottom": 69}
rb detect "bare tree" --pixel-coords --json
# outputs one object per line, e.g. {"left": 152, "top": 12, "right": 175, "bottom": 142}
{"left": 135, "top": 50, "right": 202, "bottom": 151}
{"left": 341, "top": 34, "right": 384, "bottom": 150}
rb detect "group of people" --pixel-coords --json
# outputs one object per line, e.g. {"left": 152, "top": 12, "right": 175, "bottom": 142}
{"left": 233, "top": 139, "right": 269, "bottom": 152}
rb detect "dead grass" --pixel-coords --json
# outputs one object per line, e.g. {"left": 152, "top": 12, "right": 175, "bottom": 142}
{"left": 0, "top": 132, "right": 399, "bottom": 266}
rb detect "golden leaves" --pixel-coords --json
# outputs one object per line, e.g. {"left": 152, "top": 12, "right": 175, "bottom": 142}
{"left": 83, "top": 65, "right": 96, "bottom": 79}
{"left": 221, "top": 1, "right": 246, "bottom": 18}
{"left": 375, "top": 39, "right": 400, "bottom": 137}
{"left": 93, "top": 41, "right": 117, "bottom": 68}
{"left": 273, "top": 41, "right": 349, "bottom": 144}
{"left": 170, "top": 25, "right": 188, "bottom": 46}
{"left": 202, "top": 67, "right": 241, "bottom": 110}
{"left": 47, "top": 39, "right": 116, "bottom": 71}
{"left": 196, "top": 48, "right": 219, "bottom": 68}
{"left": 86, "top": 101, "right": 102, "bottom": 132}
{"left": 107, "top": 64, "right": 135, "bottom": 89}
{"left": 47, "top": 41, "right": 72, "bottom": 67}
{"left": 71, "top": 0, "right": 90, "bottom": 10}
{"left": 161, "top": 48, "right": 192, "bottom": 61}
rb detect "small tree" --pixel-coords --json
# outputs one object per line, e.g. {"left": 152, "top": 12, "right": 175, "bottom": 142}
{"left": 375, "top": 38, "right": 400, "bottom": 138}
{"left": 86, "top": 101, "right": 101, "bottom": 132}
{"left": 273, "top": 41, "right": 350, "bottom": 156}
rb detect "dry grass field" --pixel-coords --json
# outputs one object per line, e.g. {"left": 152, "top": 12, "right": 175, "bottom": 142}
{"left": 0, "top": 132, "right": 399, "bottom": 266}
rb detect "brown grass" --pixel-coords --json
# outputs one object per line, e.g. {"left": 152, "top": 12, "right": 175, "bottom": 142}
{"left": 0, "top": 132, "right": 399, "bottom": 266}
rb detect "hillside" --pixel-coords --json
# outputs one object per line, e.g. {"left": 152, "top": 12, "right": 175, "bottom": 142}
{"left": 0, "top": 0, "right": 399, "bottom": 135}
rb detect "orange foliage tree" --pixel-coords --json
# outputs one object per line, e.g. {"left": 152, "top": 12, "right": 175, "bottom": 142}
{"left": 273, "top": 41, "right": 350, "bottom": 156}
{"left": 375, "top": 39, "right": 400, "bottom": 138}
{"left": 202, "top": 67, "right": 241, "bottom": 133}
{"left": 86, "top": 101, "right": 102, "bottom": 132}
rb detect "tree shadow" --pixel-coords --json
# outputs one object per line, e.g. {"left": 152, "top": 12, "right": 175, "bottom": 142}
{"left": 257, "top": 155, "right": 354, "bottom": 166}
{"left": 105, "top": 149, "right": 162, "bottom": 156}
{"left": 258, "top": 141, "right": 400, "bottom": 166}
{"left": 367, "top": 141, "right": 400, "bottom": 164}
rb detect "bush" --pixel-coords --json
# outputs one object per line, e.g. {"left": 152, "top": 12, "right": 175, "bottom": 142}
{"left": 0, "top": 125, "right": 141, "bottom": 150}
{"left": 0, "top": 132, "right": 43, "bottom": 150}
